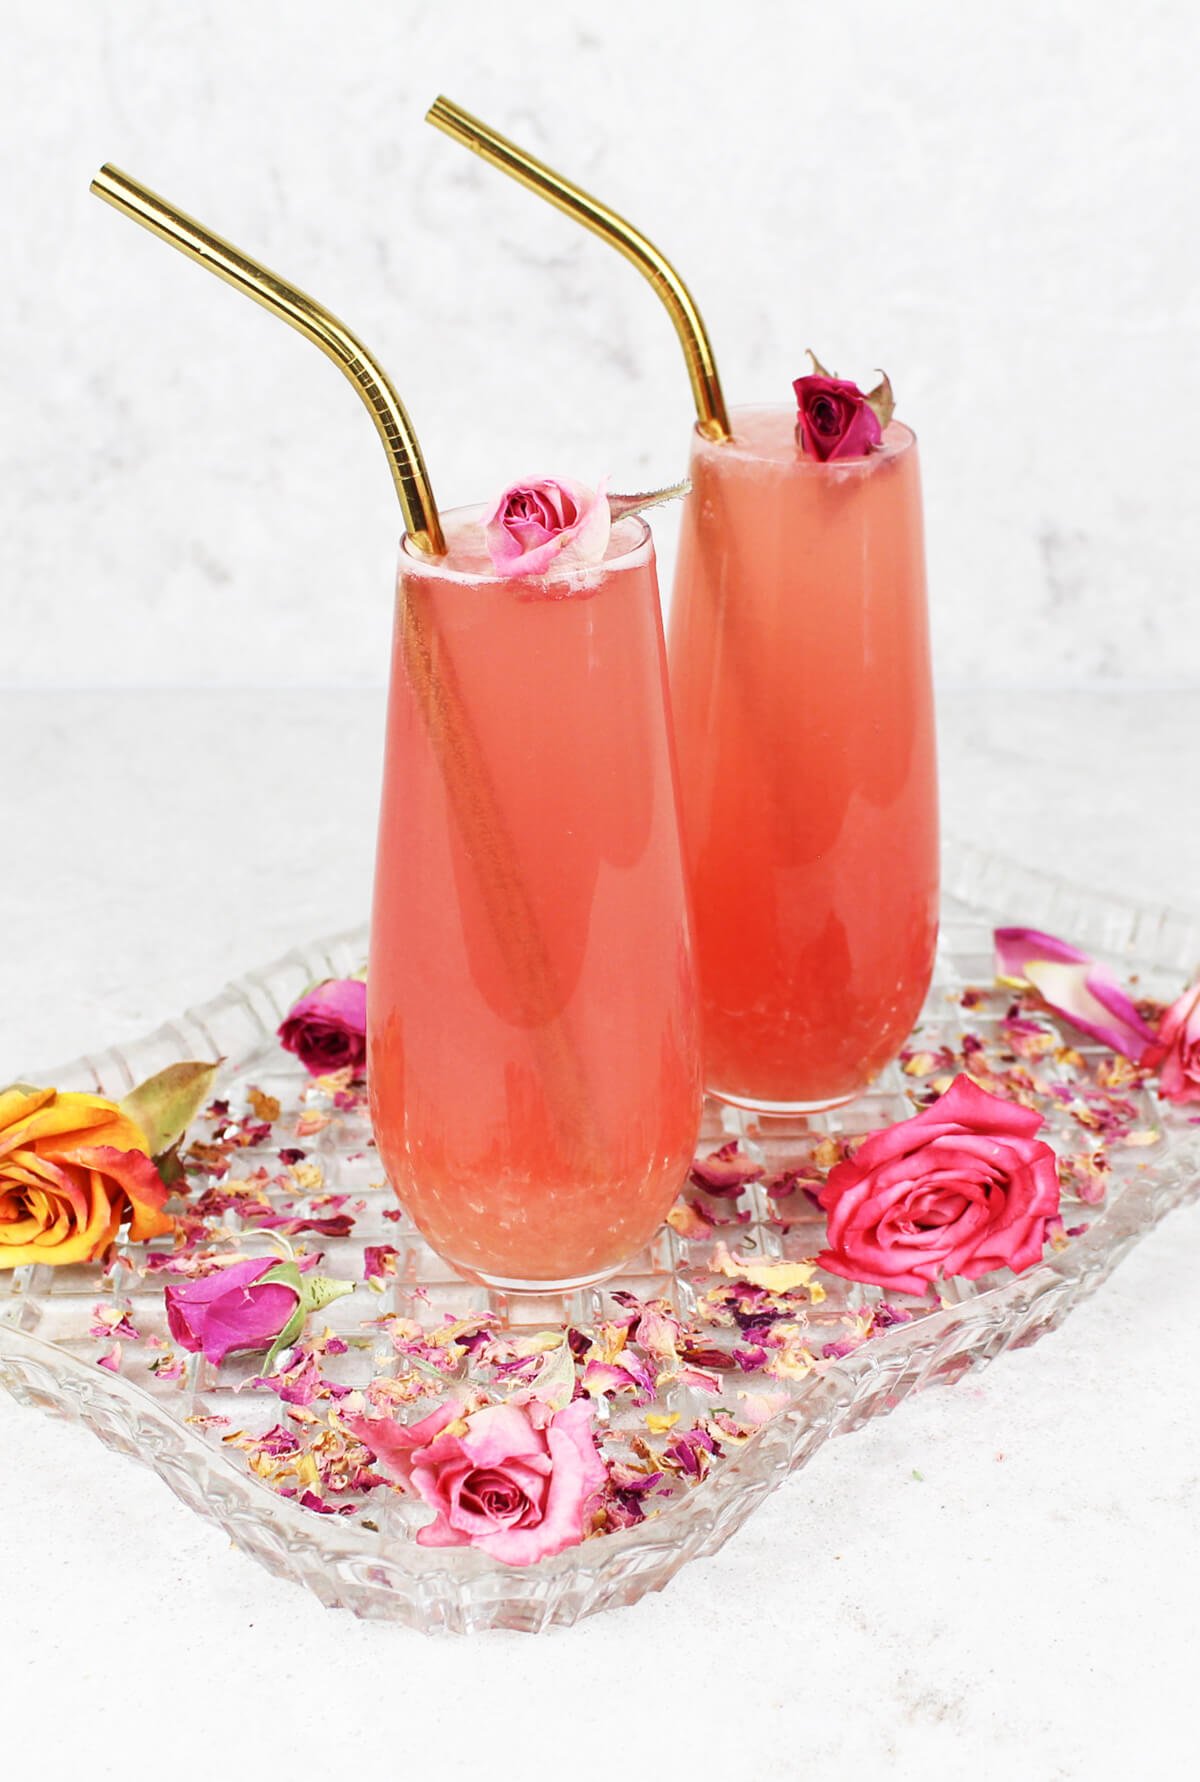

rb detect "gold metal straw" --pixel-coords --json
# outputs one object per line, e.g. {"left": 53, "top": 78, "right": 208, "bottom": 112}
{"left": 426, "top": 96, "right": 731, "bottom": 443}
{"left": 90, "top": 164, "right": 446, "bottom": 555}
{"left": 91, "top": 163, "right": 598, "bottom": 1160}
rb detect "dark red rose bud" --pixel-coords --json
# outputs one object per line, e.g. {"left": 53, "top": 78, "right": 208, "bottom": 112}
{"left": 793, "top": 374, "right": 882, "bottom": 462}
{"left": 277, "top": 978, "right": 367, "bottom": 1078}
{"left": 793, "top": 353, "right": 891, "bottom": 461}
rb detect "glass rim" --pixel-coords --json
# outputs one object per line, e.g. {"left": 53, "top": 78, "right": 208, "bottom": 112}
{"left": 400, "top": 503, "right": 654, "bottom": 586}
{"left": 694, "top": 405, "right": 917, "bottom": 468}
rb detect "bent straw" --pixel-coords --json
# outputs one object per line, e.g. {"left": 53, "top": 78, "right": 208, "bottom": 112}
{"left": 395, "top": 595, "right": 601, "bottom": 1156}
{"left": 90, "top": 167, "right": 598, "bottom": 1157}
{"left": 426, "top": 97, "right": 731, "bottom": 443}
{"left": 91, "top": 165, "right": 445, "bottom": 555}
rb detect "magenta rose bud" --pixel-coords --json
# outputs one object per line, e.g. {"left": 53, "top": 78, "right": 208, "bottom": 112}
{"left": 164, "top": 1255, "right": 352, "bottom": 1367}
{"left": 793, "top": 372, "right": 884, "bottom": 461}
{"left": 1150, "top": 980, "right": 1200, "bottom": 1105}
{"left": 278, "top": 978, "right": 367, "bottom": 1078}
{"left": 483, "top": 476, "right": 611, "bottom": 578}
{"left": 347, "top": 1397, "right": 607, "bottom": 1566}
{"left": 817, "top": 1075, "right": 1062, "bottom": 1298}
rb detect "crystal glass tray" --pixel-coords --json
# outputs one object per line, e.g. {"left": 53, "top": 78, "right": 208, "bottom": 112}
{"left": 2, "top": 839, "right": 1198, "bottom": 1635}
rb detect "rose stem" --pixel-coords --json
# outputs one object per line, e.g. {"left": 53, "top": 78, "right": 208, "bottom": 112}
{"left": 89, "top": 167, "right": 599, "bottom": 1156}
{"left": 426, "top": 97, "right": 731, "bottom": 444}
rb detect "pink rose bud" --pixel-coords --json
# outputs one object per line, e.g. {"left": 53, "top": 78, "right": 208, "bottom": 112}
{"left": 347, "top": 1396, "right": 607, "bottom": 1566}
{"left": 483, "top": 476, "right": 611, "bottom": 578}
{"left": 1149, "top": 980, "right": 1200, "bottom": 1104}
{"left": 994, "top": 927, "right": 1157, "bottom": 1062}
{"left": 793, "top": 367, "right": 884, "bottom": 462}
{"left": 817, "top": 1074, "right": 1062, "bottom": 1298}
{"left": 278, "top": 978, "right": 367, "bottom": 1078}
{"left": 164, "top": 1255, "right": 352, "bottom": 1367}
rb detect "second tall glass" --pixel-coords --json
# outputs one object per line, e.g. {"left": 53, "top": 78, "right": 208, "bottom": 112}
{"left": 370, "top": 507, "right": 702, "bottom": 1289}
{"left": 668, "top": 408, "right": 939, "bottom": 1113}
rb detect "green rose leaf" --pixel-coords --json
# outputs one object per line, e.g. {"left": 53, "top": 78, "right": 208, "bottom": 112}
{"left": 301, "top": 1273, "right": 356, "bottom": 1317}
{"left": 121, "top": 1059, "right": 222, "bottom": 1160}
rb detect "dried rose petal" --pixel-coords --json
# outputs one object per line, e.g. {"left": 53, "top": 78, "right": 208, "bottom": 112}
{"left": 689, "top": 1143, "right": 765, "bottom": 1197}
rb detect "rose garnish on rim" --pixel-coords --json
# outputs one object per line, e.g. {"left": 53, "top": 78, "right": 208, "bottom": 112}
{"left": 483, "top": 475, "right": 689, "bottom": 578}
{"left": 793, "top": 352, "right": 895, "bottom": 461}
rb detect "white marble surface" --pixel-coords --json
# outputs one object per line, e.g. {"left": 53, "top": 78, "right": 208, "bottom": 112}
{"left": 3, "top": 0, "right": 1200, "bottom": 692}
{"left": 1, "top": 689, "right": 1198, "bottom": 1781}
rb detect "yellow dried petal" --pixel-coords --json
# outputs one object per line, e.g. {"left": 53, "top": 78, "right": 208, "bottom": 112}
{"left": 903, "top": 1052, "right": 938, "bottom": 1077}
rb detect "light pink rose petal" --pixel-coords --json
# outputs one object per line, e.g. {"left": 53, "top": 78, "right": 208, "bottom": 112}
{"left": 994, "top": 926, "right": 1156, "bottom": 1061}
{"left": 635, "top": 1303, "right": 683, "bottom": 1367}
{"left": 560, "top": 474, "right": 611, "bottom": 563}
{"left": 1024, "top": 960, "right": 1156, "bottom": 1060}
{"left": 415, "top": 1513, "right": 473, "bottom": 1549}
{"left": 344, "top": 1403, "right": 459, "bottom": 1492}
{"left": 994, "top": 926, "right": 1090, "bottom": 979}
{"left": 458, "top": 1402, "right": 554, "bottom": 1470}
{"left": 409, "top": 1449, "right": 473, "bottom": 1518}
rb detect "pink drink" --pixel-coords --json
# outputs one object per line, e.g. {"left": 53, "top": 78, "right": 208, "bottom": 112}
{"left": 667, "top": 409, "right": 938, "bottom": 1112}
{"left": 369, "top": 508, "right": 702, "bottom": 1289}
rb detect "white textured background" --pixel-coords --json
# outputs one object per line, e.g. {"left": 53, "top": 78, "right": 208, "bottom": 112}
{"left": 3, "top": 0, "right": 1199, "bottom": 689}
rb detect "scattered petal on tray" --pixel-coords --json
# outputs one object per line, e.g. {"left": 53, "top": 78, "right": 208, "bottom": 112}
{"left": 9, "top": 922, "right": 1196, "bottom": 1566}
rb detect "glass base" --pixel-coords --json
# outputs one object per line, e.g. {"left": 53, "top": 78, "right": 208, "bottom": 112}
{"left": 710, "top": 1084, "right": 858, "bottom": 1118}
{"left": 452, "top": 1261, "right": 625, "bottom": 1297}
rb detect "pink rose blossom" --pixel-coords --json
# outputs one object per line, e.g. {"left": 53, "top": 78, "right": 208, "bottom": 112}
{"left": 793, "top": 372, "right": 883, "bottom": 461}
{"left": 278, "top": 978, "right": 367, "bottom": 1078}
{"left": 1149, "top": 980, "right": 1200, "bottom": 1105}
{"left": 164, "top": 1255, "right": 351, "bottom": 1367}
{"left": 817, "top": 1074, "right": 1061, "bottom": 1298}
{"left": 994, "top": 927, "right": 1156, "bottom": 1062}
{"left": 347, "top": 1397, "right": 606, "bottom": 1566}
{"left": 483, "top": 476, "right": 611, "bottom": 578}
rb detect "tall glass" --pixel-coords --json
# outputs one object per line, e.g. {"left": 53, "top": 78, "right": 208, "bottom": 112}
{"left": 369, "top": 508, "right": 702, "bottom": 1290}
{"left": 667, "top": 408, "right": 938, "bottom": 1113}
